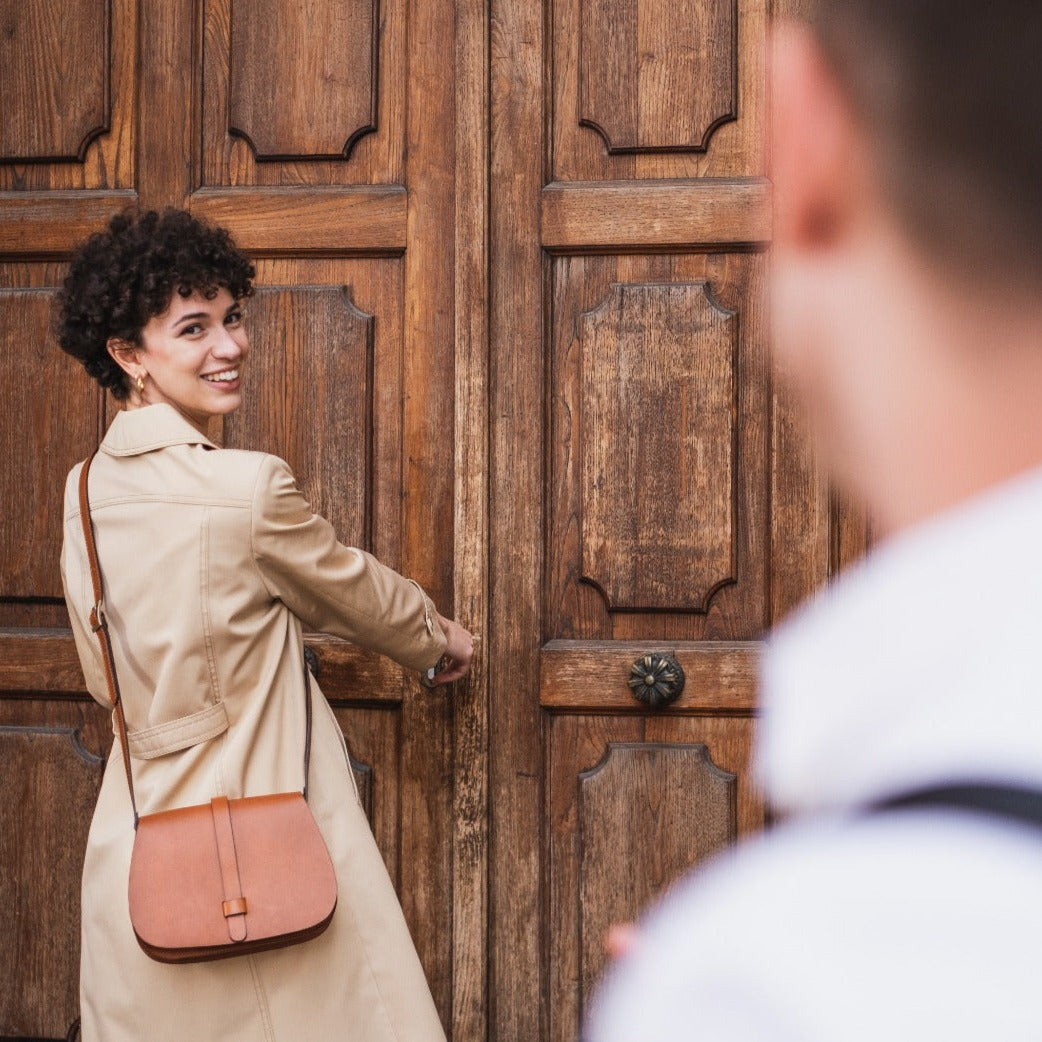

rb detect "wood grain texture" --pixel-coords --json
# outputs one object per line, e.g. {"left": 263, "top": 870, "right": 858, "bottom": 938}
{"left": 450, "top": 0, "right": 491, "bottom": 1035}
{"left": 552, "top": 0, "right": 767, "bottom": 181}
{"left": 540, "top": 640, "right": 758, "bottom": 711}
{"left": 397, "top": 0, "right": 458, "bottom": 1024}
{"left": 0, "top": 0, "right": 109, "bottom": 162}
{"left": 223, "top": 285, "right": 373, "bottom": 548}
{"left": 579, "top": 0, "right": 737, "bottom": 153}
{"left": 548, "top": 716, "right": 759, "bottom": 1042}
{"left": 202, "top": 0, "right": 403, "bottom": 188}
{"left": 577, "top": 743, "right": 735, "bottom": 1007}
{"left": 0, "top": 191, "right": 137, "bottom": 253}
{"left": 189, "top": 187, "right": 408, "bottom": 253}
{"left": 0, "top": 290, "right": 102, "bottom": 602}
{"left": 541, "top": 178, "right": 771, "bottom": 250}
{"left": 578, "top": 281, "right": 738, "bottom": 612}
{"left": 770, "top": 383, "right": 831, "bottom": 622}
{"left": 0, "top": 726, "right": 103, "bottom": 1039}
{"left": 0, "top": 632, "right": 86, "bottom": 693}
{"left": 489, "top": 0, "right": 548, "bottom": 1034}
{"left": 330, "top": 705, "right": 401, "bottom": 878}
{"left": 136, "top": 0, "right": 192, "bottom": 208}
{"left": 229, "top": 0, "right": 377, "bottom": 159}
{"left": 549, "top": 253, "right": 770, "bottom": 642}
{"left": 0, "top": 0, "right": 135, "bottom": 192}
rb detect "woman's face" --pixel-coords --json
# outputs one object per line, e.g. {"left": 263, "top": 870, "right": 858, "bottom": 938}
{"left": 128, "top": 287, "right": 249, "bottom": 434}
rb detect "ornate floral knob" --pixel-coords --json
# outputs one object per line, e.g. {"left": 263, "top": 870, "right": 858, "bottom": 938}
{"left": 628, "top": 653, "right": 685, "bottom": 709}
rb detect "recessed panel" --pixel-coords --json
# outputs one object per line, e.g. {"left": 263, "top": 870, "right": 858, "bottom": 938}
{"left": 223, "top": 285, "right": 373, "bottom": 550}
{"left": 0, "top": 288, "right": 103, "bottom": 604}
{"left": 579, "top": 281, "right": 737, "bottom": 612}
{"left": 0, "top": 0, "right": 109, "bottom": 162}
{"left": 552, "top": 0, "right": 767, "bottom": 180}
{"left": 578, "top": 742, "right": 736, "bottom": 1005}
{"left": 229, "top": 0, "right": 376, "bottom": 159}
{"left": 202, "top": 0, "right": 403, "bottom": 186}
{"left": 0, "top": 726, "right": 103, "bottom": 1038}
{"left": 549, "top": 254, "right": 769, "bottom": 641}
{"left": 579, "top": 0, "right": 737, "bottom": 153}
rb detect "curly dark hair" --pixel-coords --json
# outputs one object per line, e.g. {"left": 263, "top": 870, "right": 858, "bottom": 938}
{"left": 56, "top": 208, "right": 255, "bottom": 399}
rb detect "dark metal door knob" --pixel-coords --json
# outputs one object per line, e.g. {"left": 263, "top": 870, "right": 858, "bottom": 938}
{"left": 628, "top": 653, "right": 685, "bottom": 708}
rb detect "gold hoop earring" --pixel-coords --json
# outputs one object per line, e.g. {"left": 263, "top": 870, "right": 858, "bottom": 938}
{"left": 135, "top": 373, "right": 145, "bottom": 394}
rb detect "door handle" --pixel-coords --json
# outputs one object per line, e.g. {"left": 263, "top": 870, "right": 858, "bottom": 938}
{"left": 627, "top": 653, "right": 685, "bottom": 709}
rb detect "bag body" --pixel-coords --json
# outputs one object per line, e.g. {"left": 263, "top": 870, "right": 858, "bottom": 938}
{"left": 129, "top": 792, "right": 338, "bottom": 963}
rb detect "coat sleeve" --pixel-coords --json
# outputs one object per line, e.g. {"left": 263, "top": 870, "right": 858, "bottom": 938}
{"left": 250, "top": 455, "right": 447, "bottom": 673}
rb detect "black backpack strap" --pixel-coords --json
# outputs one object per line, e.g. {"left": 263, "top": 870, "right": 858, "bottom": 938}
{"left": 872, "top": 783, "right": 1042, "bottom": 830}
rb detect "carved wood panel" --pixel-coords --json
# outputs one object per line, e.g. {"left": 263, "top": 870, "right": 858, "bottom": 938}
{"left": 0, "top": 287, "right": 103, "bottom": 625}
{"left": 202, "top": 0, "right": 403, "bottom": 186}
{"left": 578, "top": 281, "right": 738, "bottom": 612}
{"left": 550, "top": 253, "right": 769, "bottom": 641}
{"left": 229, "top": 0, "right": 377, "bottom": 160}
{"left": 0, "top": 0, "right": 109, "bottom": 162}
{"left": 0, "top": 721, "right": 105, "bottom": 1040}
{"left": 548, "top": 715, "right": 760, "bottom": 1042}
{"left": 552, "top": 0, "right": 766, "bottom": 181}
{"left": 578, "top": 743, "right": 736, "bottom": 1001}
{"left": 579, "top": 0, "right": 737, "bottom": 153}
{"left": 223, "top": 284, "right": 374, "bottom": 549}
{"left": 0, "top": 0, "right": 135, "bottom": 193}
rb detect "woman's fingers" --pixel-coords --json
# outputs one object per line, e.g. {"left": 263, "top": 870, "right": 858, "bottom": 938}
{"left": 427, "top": 615, "right": 476, "bottom": 686}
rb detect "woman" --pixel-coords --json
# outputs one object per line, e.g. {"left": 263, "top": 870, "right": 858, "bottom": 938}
{"left": 56, "top": 209, "right": 472, "bottom": 1041}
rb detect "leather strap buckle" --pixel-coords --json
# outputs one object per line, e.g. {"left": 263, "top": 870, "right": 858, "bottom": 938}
{"left": 89, "top": 601, "right": 107, "bottom": 633}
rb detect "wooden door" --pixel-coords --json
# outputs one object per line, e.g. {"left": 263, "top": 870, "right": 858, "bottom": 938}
{"left": 0, "top": 1, "right": 486, "bottom": 1038}
{"left": 487, "top": 0, "right": 864, "bottom": 1039}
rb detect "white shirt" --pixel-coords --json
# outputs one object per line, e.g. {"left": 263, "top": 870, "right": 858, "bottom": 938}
{"left": 586, "top": 467, "right": 1042, "bottom": 1041}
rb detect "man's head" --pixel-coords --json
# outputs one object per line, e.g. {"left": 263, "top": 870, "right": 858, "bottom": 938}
{"left": 770, "top": 4, "right": 1042, "bottom": 535}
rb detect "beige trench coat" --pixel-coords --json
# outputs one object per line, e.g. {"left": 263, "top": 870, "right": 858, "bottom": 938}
{"left": 61, "top": 404, "right": 448, "bottom": 1042}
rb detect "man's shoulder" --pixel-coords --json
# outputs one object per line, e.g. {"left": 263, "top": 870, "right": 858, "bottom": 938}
{"left": 589, "top": 812, "right": 1042, "bottom": 1042}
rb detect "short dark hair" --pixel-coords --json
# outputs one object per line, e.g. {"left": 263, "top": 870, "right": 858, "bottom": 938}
{"left": 809, "top": 1, "right": 1042, "bottom": 283}
{"left": 56, "top": 208, "right": 255, "bottom": 399}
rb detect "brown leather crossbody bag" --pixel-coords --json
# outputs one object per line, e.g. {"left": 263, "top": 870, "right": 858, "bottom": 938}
{"left": 78, "top": 453, "right": 337, "bottom": 963}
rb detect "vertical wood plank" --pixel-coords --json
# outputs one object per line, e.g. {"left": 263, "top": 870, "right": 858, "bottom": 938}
{"left": 490, "top": 0, "right": 547, "bottom": 1035}
{"left": 138, "top": 0, "right": 193, "bottom": 206}
{"left": 452, "top": 0, "right": 491, "bottom": 1036}
{"left": 400, "top": 0, "right": 457, "bottom": 1025}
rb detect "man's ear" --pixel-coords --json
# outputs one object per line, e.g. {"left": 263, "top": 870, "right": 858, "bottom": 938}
{"left": 770, "top": 22, "right": 862, "bottom": 253}
{"left": 107, "top": 338, "right": 141, "bottom": 380}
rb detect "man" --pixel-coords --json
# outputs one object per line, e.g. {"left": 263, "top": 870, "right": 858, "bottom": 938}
{"left": 587, "top": 3, "right": 1042, "bottom": 1039}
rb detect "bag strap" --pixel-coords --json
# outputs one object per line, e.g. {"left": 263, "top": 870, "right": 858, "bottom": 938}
{"left": 872, "top": 783, "right": 1042, "bottom": 830}
{"left": 76, "top": 452, "right": 316, "bottom": 824}
{"left": 78, "top": 453, "right": 140, "bottom": 824}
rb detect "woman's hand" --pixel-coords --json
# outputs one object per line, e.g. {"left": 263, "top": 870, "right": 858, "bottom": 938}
{"left": 427, "top": 614, "right": 476, "bottom": 686}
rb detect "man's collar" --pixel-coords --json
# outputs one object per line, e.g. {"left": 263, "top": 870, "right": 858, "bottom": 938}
{"left": 100, "top": 403, "right": 218, "bottom": 457}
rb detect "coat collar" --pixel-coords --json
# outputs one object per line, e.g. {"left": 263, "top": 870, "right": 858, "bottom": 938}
{"left": 100, "top": 404, "right": 218, "bottom": 457}
{"left": 759, "top": 464, "right": 1042, "bottom": 817}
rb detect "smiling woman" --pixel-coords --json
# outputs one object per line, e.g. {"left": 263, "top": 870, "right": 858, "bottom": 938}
{"left": 53, "top": 209, "right": 473, "bottom": 1042}
{"left": 108, "top": 288, "right": 249, "bottom": 434}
